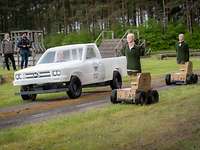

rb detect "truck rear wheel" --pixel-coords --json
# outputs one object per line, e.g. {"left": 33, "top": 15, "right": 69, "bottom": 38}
{"left": 110, "top": 71, "right": 122, "bottom": 90}
{"left": 67, "top": 76, "right": 82, "bottom": 99}
{"left": 165, "top": 74, "right": 171, "bottom": 85}
{"left": 20, "top": 86, "right": 37, "bottom": 101}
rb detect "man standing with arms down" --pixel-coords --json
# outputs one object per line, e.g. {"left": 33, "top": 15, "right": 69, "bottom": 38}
{"left": 121, "top": 33, "right": 142, "bottom": 76}
{"left": 176, "top": 33, "right": 189, "bottom": 64}
{"left": 17, "top": 33, "right": 31, "bottom": 69}
{"left": 1, "top": 33, "right": 17, "bottom": 71}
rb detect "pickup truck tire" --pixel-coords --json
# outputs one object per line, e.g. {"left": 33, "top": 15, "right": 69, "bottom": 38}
{"left": 110, "top": 71, "right": 122, "bottom": 90}
{"left": 20, "top": 86, "right": 37, "bottom": 101}
{"left": 21, "top": 94, "right": 37, "bottom": 101}
{"left": 67, "top": 76, "right": 82, "bottom": 99}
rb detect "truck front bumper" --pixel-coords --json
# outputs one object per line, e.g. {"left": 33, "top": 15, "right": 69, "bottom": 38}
{"left": 13, "top": 76, "right": 69, "bottom": 86}
{"left": 16, "top": 82, "right": 70, "bottom": 95}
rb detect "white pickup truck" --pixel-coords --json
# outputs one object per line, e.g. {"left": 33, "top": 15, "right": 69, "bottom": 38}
{"left": 13, "top": 43, "right": 127, "bottom": 101}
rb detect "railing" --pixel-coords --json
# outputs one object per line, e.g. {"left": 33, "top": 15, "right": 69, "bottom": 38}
{"left": 95, "top": 31, "right": 114, "bottom": 45}
{"left": 114, "top": 29, "right": 130, "bottom": 56}
{"left": 94, "top": 29, "right": 150, "bottom": 57}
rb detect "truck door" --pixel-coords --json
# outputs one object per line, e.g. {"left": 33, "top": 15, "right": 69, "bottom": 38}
{"left": 85, "top": 46, "right": 105, "bottom": 84}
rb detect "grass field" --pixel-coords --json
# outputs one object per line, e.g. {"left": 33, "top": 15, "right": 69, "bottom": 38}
{"left": 0, "top": 57, "right": 200, "bottom": 108}
{"left": 0, "top": 83, "right": 200, "bottom": 149}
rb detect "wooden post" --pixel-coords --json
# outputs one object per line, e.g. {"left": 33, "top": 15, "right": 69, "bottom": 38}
{"left": 162, "top": 0, "right": 167, "bottom": 33}
{"left": 112, "top": 32, "right": 114, "bottom": 39}
{"left": 17, "top": 52, "right": 20, "bottom": 68}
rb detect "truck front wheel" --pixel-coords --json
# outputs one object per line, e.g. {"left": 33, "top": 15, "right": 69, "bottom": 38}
{"left": 67, "top": 76, "right": 82, "bottom": 99}
{"left": 20, "top": 86, "right": 37, "bottom": 101}
{"left": 110, "top": 71, "right": 122, "bottom": 90}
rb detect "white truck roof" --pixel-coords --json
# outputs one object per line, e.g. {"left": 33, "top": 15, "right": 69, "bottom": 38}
{"left": 47, "top": 43, "right": 97, "bottom": 52}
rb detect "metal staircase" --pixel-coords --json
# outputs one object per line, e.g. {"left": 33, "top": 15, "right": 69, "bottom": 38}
{"left": 95, "top": 29, "right": 146, "bottom": 58}
{"left": 98, "top": 39, "right": 121, "bottom": 58}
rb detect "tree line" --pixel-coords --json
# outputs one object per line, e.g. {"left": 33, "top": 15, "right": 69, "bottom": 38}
{"left": 1, "top": 0, "right": 200, "bottom": 35}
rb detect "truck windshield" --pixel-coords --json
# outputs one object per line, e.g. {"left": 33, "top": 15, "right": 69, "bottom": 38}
{"left": 38, "top": 48, "right": 83, "bottom": 64}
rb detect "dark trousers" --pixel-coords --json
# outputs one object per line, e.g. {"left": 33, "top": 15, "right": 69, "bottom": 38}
{"left": 127, "top": 70, "right": 141, "bottom": 76}
{"left": 4, "top": 53, "right": 16, "bottom": 71}
{"left": 20, "top": 51, "right": 29, "bottom": 69}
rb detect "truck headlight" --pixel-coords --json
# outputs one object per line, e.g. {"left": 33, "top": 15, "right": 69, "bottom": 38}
{"left": 15, "top": 74, "right": 22, "bottom": 80}
{"left": 52, "top": 70, "right": 61, "bottom": 76}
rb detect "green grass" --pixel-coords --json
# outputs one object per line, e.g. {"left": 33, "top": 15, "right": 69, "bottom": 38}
{"left": 0, "top": 84, "right": 200, "bottom": 149}
{"left": 124, "top": 57, "right": 200, "bottom": 82}
{"left": 0, "top": 57, "right": 199, "bottom": 108}
{"left": 142, "top": 56, "right": 200, "bottom": 76}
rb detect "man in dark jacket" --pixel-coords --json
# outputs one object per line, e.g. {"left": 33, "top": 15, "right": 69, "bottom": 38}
{"left": 176, "top": 33, "right": 189, "bottom": 64}
{"left": 121, "top": 33, "right": 142, "bottom": 75}
{"left": 17, "top": 33, "right": 31, "bottom": 69}
{"left": 1, "top": 33, "right": 16, "bottom": 71}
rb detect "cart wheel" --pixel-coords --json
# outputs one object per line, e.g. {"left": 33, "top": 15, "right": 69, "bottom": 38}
{"left": 146, "top": 91, "right": 153, "bottom": 104}
{"left": 135, "top": 98, "right": 140, "bottom": 105}
{"left": 165, "top": 74, "right": 171, "bottom": 85}
{"left": 151, "top": 90, "right": 159, "bottom": 103}
{"left": 110, "top": 90, "right": 118, "bottom": 104}
{"left": 193, "top": 74, "right": 198, "bottom": 84}
{"left": 186, "top": 74, "right": 193, "bottom": 84}
{"left": 136, "top": 92, "right": 146, "bottom": 105}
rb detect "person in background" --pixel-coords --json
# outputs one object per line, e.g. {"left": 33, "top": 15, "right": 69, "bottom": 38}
{"left": 176, "top": 33, "right": 189, "bottom": 64}
{"left": 121, "top": 33, "right": 142, "bottom": 76}
{"left": 55, "top": 51, "right": 65, "bottom": 62}
{"left": 17, "top": 32, "right": 31, "bottom": 69}
{"left": 1, "top": 33, "right": 16, "bottom": 71}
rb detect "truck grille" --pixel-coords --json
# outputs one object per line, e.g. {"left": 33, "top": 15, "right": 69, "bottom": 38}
{"left": 25, "top": 71, "right": 51, "bottom": 79}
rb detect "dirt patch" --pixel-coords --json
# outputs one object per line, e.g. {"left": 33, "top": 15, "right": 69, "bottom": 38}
{"left": 0, "top": 90, "right": 110, "bottom": 120}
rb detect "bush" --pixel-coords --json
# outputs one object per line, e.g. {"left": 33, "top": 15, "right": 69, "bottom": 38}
{"left": 44, "top": 31, "right": 94, "bottom": 49}
{"left": 44, "top": 33, "right": 65, "bottom": 48}
{"left": 62, "top": 31, "right": 93, "bottom": 45}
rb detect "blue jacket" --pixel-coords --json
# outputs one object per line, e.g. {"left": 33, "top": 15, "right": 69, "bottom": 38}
{"left": 17, "top": 37, "right": 31, "bottom": 52}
